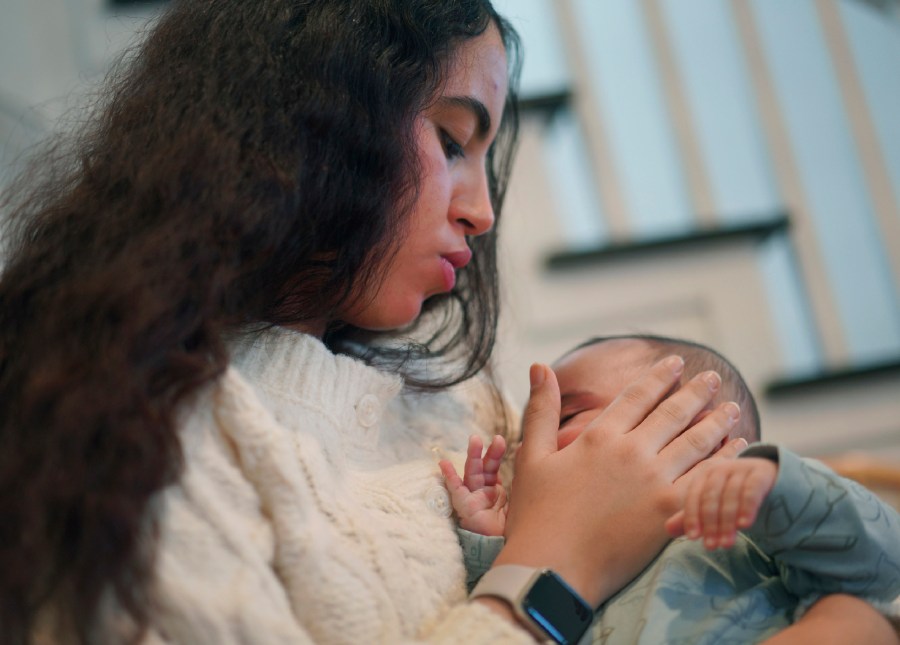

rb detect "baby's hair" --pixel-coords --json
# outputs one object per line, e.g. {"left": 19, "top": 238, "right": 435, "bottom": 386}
{"left": 568, "top": 334, "right": 761, "bottom": 444}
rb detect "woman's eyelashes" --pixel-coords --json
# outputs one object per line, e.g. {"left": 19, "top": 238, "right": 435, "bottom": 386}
{"left": 440, "top": 129, "right": 465, "bottom": 160}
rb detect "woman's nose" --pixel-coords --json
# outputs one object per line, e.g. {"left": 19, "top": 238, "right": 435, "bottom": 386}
{"left": 450, "top": 170, "right": 495, "bottom": 236}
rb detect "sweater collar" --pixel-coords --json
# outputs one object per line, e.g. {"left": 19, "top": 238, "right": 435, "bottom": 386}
{"left": 228, "top": 326, "right": 403, "bottom": 413}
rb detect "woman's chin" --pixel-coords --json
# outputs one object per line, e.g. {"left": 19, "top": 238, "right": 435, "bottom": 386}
{"left": 343, "top": 298, "right": 425, "bottom": 332}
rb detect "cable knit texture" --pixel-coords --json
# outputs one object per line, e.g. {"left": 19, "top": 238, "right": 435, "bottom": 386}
{"left": 144, "top": 327, "right": 531, "bottom": 644}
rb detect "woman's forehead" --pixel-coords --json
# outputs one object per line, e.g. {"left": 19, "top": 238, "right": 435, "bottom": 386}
{"left": 440, "top": 25, "right": 508, "bottom": 128}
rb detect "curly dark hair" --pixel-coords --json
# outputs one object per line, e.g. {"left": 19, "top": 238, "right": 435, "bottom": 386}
{"left": 0, "top": 0, "right": 521, "bottom": 641}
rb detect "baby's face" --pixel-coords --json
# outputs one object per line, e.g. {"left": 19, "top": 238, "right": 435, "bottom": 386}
{"left": 551, "top": 339, "right": 667, "bottom": 450}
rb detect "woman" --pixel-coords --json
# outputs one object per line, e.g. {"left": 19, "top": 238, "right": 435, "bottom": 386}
{"left": 1, "top": 1, "right": 892, "bottom": 643}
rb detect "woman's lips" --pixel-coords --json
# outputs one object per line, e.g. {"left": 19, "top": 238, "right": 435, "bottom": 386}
{"left": 440, "top": 257, "right": 456, "bottom": 291}
{"left": 442, "top": 249, "right": 472, "bottom": 269}
{"left": 439, "top": 249, "right": 472, "bottom": 291}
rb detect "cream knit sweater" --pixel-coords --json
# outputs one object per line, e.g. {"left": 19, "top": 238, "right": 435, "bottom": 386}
{"left": 143, "top": 327, "right": 531, "bottom": 644}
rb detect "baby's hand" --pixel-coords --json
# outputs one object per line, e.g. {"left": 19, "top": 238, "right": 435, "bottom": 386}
{"left": 439, "top": 434, "right": 508, "bottom": 536}
{"left": 664, "top": 457, "right": 777, "bottom": 549}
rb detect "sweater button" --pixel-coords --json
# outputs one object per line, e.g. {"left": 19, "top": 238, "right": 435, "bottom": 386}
{"left": 425, "top": 485, "right": 452, "bottom": 518}
{"left": 356, "top": 394, "right": 381, "bottom": 428}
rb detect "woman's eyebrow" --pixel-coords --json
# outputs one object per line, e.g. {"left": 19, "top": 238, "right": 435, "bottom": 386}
{"left": 437, "top": 96, "right": 491, "bottom": 139}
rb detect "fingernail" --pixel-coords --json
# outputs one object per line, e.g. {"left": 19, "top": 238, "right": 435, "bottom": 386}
{"left": 734, "top": 437, "right": 749, "bottom": 451}
{"left": 530, "top": 363, "right": 545, "bottom": 389}
{"left": 724, "top": 402, "right": 741, "bottom": 423}
{"left": 664, "top": 355, "right": 684, "bottom": 375}
{"left": 704, "top": 371, "right": 721, "bottom": 391}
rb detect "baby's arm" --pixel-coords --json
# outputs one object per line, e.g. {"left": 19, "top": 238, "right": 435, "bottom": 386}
{"left": 439, "top": 434, "right": 508, "bottom": 536}
{"left": 664, "top": 455, "right": 777, "bottom": 549}
{"left": 671, "top": 444, "right": 900, "bottom": 613}
{"left": 744, "top": 445, "right": 900, "bottom": 599}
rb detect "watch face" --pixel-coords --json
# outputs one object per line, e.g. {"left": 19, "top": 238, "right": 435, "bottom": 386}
{"left": 522, "top": 571, "right": 593, "bottom": 644}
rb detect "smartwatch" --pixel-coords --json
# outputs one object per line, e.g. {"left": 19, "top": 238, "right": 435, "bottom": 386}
{"left": 470, "top": 565, "right": 594, "bottom": 644}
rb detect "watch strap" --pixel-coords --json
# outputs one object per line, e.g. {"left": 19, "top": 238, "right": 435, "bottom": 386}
{"left": 471, "top": 565, "right": 548, "bottom": 640}
{"left": 471, "top": 565, "right": 594, "bottom": 644}
{"left": 470, "top": 564, "right": 540, "bottom": 602}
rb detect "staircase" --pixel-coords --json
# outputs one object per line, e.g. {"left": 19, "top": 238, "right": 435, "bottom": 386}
{"left": 492, "top": 0, "right": 900, "bottom": 461}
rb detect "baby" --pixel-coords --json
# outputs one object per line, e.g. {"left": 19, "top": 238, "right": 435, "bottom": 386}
{"left": 442, "top": 334, "right": 900, "bottom": 643}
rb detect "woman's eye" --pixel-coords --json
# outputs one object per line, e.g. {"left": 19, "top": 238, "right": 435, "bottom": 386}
{"left": 440, "top": 130, "right": 465, "bottom": 160}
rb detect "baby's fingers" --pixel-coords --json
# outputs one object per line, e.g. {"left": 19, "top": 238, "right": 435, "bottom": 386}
{"left": 491, "top": 484, "right": 508, "bottom": 511}
{"left": 687, "top": 459, "right": 778, "bottom": 549}
{"left": 680, "top": 469, "right": 707, "bottom": 540}
{"left": 698, "top": 468, "right": 731, "bottom": 549}
{"left": 735, "top": 459, "right": 778, "bottom": 530}
{"left": 463, "top": 435, "right": 486, "bottom": 489}
{"left": 482, "top": 435, "right": 507, "bottom": 487}
{"left": 713, "top": 469, "right": 748, "bottom": 548}
{"left": 711, "top": 461, "right": 773, "bottom": 547}
{"left": 664, "top": 510, "right": 686, "bottom": 537}
{"left": 439, "top": 459, "right": 464, "bottom": 492}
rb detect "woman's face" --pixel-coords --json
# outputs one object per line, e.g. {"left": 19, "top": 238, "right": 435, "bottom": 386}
{"left": 338, "top": 24, "right": 509, "bottom": 331}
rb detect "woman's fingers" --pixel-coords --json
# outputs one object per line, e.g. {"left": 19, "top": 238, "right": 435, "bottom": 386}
{"left": 582, "top": 355, "right": 685, "bottom": 440}
{"left": 711, "top": 437, "right": 749, "bottom": 461}
{"left": 640, "top": 370, "right": 725, "bottom": 453}
{"left": 663, "top": 402, "right": 741, "bottom": 481}
{"left": 516, "top": 364, "right": 561, "bottom": 467}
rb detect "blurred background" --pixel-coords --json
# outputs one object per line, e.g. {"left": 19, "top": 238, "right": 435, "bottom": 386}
{"left": 490, "top": 0, "right": 900, "bottom": 471}
{"left": 1, "top": 1, "right": 899, "bottom": 484}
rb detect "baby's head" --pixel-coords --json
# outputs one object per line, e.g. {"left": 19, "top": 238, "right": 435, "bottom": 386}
{"left": 550, "top": 334, "right": 760, "bottom": 450}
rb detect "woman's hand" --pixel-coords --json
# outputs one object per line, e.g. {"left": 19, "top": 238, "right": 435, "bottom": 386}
{"left": 494, "top": 358, "right": 745, "bottom": 607}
